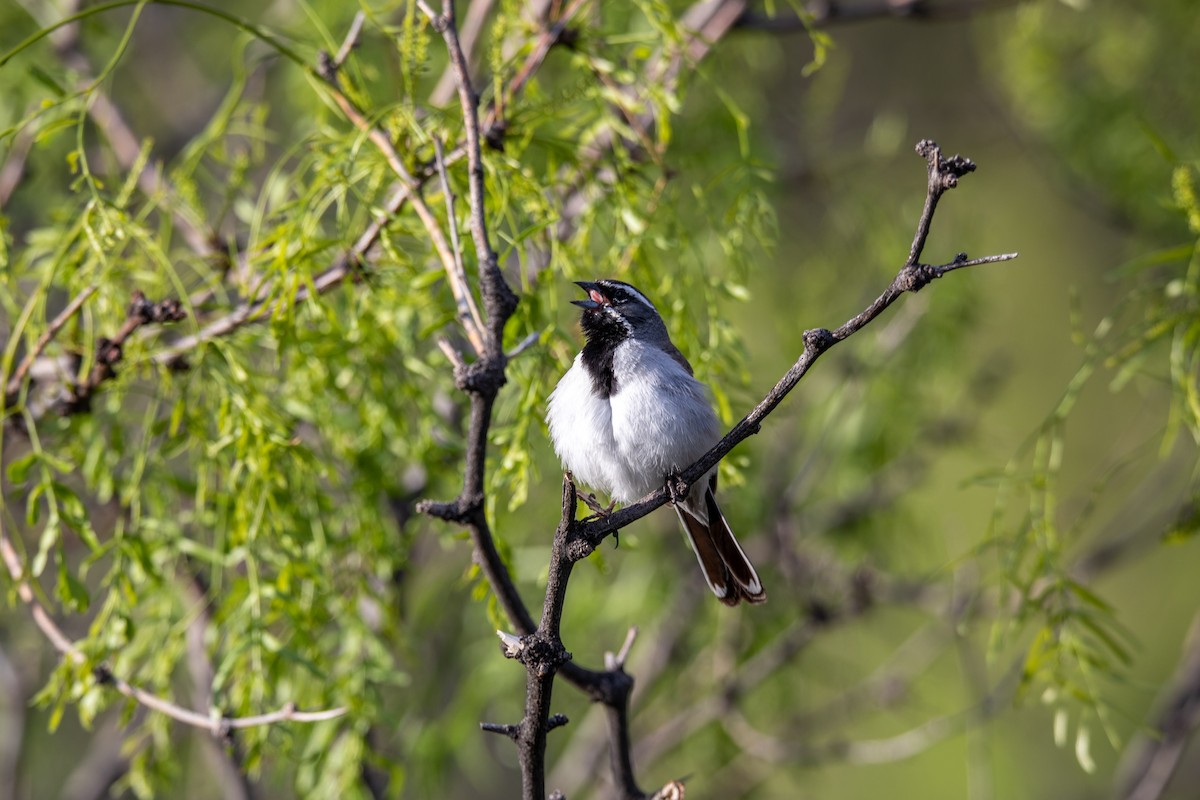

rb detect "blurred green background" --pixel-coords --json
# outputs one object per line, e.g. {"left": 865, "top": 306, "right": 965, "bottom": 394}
{"left": 2, "top": 1, "right": 1199, "bottom": 798}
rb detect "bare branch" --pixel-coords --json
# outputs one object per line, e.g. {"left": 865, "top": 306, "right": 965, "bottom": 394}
{"left": 433, "top": 136, "right": 487, "bottom": 343}
{"left": 430, "top": 0, "right": 497, "bottom": 106}
{"left": 423, "top": 0, "right": 518, "bottom": 352}
{"left": 53, "top": 291, "right": 187, "bottom": 417}
{"left": 332, "top": 11, "right": 366, "bottom": 71}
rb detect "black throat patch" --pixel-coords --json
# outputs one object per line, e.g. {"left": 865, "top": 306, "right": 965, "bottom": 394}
{"left": 579, "top": 309, "right": 627, "bottom": 399}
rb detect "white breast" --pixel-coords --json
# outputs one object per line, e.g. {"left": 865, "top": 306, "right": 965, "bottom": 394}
{"left": 547, "top": 342, "right": 721, "bottom": 505}
{"left": 547, "top": 354, "right": 619, "bottom": 494}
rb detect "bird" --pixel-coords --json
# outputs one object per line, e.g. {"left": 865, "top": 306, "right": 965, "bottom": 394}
{"left": 547, "top": 279, "right": 766, "bottom": 606}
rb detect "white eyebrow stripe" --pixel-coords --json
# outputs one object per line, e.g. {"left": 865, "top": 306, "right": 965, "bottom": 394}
{"left": 601, "top": 281, "right": 657, "bottom": 312}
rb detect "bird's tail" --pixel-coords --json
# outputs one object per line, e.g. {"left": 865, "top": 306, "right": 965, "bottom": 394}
{"left": 674, "top": 476, "right": 766, "bottom": 606}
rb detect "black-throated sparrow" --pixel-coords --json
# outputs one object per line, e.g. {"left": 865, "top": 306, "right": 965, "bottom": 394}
{"left": 547, "top": 279, "right": 766, "bottom": 606}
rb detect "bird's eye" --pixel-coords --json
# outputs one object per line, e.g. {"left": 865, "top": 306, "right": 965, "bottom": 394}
{"left": 613, "top": 295, "right": 628, "bottom": 305}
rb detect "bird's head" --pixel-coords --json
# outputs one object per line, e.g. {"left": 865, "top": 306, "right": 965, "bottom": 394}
{"left": 572, "top": 279, "right": 667, "bottom": 344}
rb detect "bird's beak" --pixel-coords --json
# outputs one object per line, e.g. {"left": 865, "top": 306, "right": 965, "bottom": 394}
{"left": 572, "top": 281, "right": 607, "bottom": 309}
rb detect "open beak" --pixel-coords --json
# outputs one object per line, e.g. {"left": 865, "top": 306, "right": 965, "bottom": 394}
{"left": 571, "top": 281, "right": 608, "bottom": 309}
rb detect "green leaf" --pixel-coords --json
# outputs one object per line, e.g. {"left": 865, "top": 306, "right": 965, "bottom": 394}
{"left": 54, "top": 482, "right": 101, "bottom": 551}
{"left": 6, "top": 452, "right": 37, "bottom": 484}
{"left": 32, "top": 517, "right": 61, "bottom": 577}
{"left": 56, "top": 548, "right": 90, "bottom": 612}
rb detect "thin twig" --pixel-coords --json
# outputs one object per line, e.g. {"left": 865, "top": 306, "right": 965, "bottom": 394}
{"left": 326, "top": 86, "right": 486, "bottom": 355}
{"left": 434, "top": 137, "right": 487, "bottom": 340}
{"left": 505, "top": 331, "right": 542, "bottom": 360}
{"left": 0, "top": 524, "right": 346, "bottom": 732}
{"left": 4, "top": 284, "right": 97, "bottom": 402}
{"left": 430, "top": 0, "right": 499, "bottom": 106}
{"left": 333, "top": 11, "right": 366, "bottom": 70}
{"left": 53, "top": 291, "right": 187, "bottom": 416}
{"left": 607, "top": 627, "right": 639, "bottom": 671}
{"left": 424, "top": 0, "right": 518, "bottom": 353}
{"left": 480, "top": 0, "right": 591, "bottom": 142}
{"left": 434, "top": 138, "right": 468, "bottom": 293}
{"left": 436, "top": 337, "right": 466, "bottom": 370}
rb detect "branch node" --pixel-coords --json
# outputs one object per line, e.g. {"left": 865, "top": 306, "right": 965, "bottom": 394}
{"left": 454, "top": 357, "right": 508, "bottom": 395}
{"left": 546, "top": 713, "right": 569, "bottom": 732}
{"left": 803, "top": 327, "right": 834, "bottom": 353}
{"left": 515, "top": 632, "right": 571, "bottom": 677}
{"left": 564, "top": 536, "right": 596, "bottom": 563}
{"left": 480, "top": 721, "right": 520, "bottom": 740}
{"left": 898, "top": 262, "right": 941, "bottom": 293}
{"left": 129, "top": 290, "right": 186, "bottom": 325}
{"left": 484, "top": 121, "right": 508, "bottom": 152}
{"left": 317, "top": 50, "right": 337, "bottom": 82}
{"left": 415, "top": 497, "right": 476, "bottom": 522}
{"left": 92, "top": 664, "right": 116, "bottom": 687}
{"left": 916, "top": 138, "right": 975, "bottom": 193}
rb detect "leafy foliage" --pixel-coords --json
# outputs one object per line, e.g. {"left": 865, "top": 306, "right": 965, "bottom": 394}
{"left": 0, "top": 1, "right": 775, "bottom": 794}
{"left": 2, "top": 1, "right": 1198, "bottom": 798}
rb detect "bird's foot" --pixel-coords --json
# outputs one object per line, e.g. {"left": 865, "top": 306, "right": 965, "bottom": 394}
{"left": 580, "top": 492, "right": 615, "bottom": 518}
{"left": 578, "top": 492, "right": 619, "bottom": 546}
{"left": 666, "top": 473, "right": 689, "bottom": 505}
